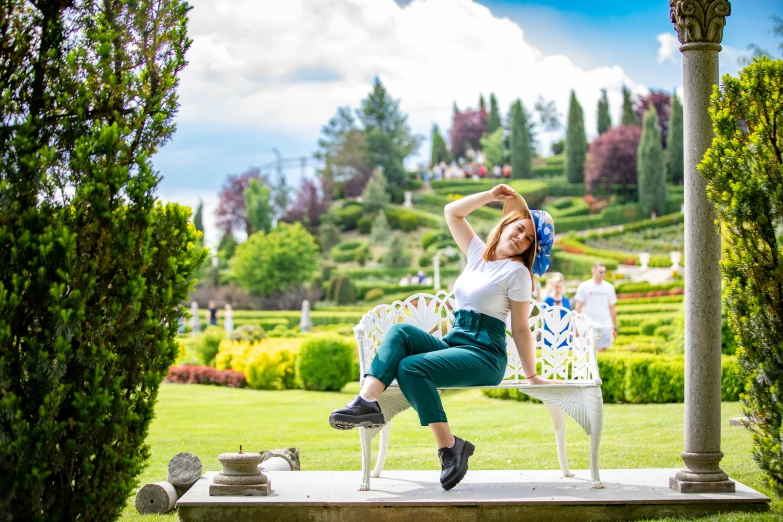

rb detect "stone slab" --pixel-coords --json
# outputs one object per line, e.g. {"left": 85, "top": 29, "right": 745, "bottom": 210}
{"left": 177, "top": 469, "right": 769, "bottom": 522}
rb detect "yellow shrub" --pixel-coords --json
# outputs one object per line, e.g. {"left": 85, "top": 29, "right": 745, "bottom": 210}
{"left": 215, "top": 340, "right": 265, "bottom": 373}
{"left": 245, "top": 348, "right": 297, "bottom": 390}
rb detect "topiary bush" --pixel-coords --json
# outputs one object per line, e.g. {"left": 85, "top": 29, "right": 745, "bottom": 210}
{"left": 230, "top": 324, "right": 266, "bottom": 343}
{"left": 364, "top": 288, "right": 385, "bottom": 301}
{"left": 297, "top": 334, "right": 355, "bottom": 391}
{"left": 328, "top": 275, "right": 357, "bottom": 305}
{"left": 700, "top": 57, "right": 783, "bottom": 494}
{"left": 357, "top": 216, "right": 373, "bottom": 234}
{"left": 0, "top": 2, "right": 204, "bottom": 520}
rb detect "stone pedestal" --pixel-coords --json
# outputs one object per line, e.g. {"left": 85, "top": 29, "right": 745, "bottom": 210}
{"left": 669, "top": 0, "right": 734, "bottom": 494}
{"left": 210, "top": 446, "right": 271, "bottom": 496}
{"left": 403, "top": 191, "right": 413, "bottom": 208}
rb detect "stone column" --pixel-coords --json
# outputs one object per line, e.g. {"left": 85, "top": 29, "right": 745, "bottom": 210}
{"left": 669, "top": 0, "right": 734, "bottom": 493}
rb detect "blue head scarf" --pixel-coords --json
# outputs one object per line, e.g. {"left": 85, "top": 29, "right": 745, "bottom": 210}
{"left": 530, "top": 210, "right": 554, "bottom": 277}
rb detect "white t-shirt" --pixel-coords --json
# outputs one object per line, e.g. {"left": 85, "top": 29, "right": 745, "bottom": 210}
{"left": 574, "top": 280, "right": 617, "bottom": 328}
{"left": 452, "top": 235, "right": 532, "bottom": 322}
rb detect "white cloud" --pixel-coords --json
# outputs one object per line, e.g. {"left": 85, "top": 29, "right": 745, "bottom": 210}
{"left": 657, "top": 33, "right": 680, "bottom": 64}
{"left": 179, "top": 0, "right": 644, "bottom": 159}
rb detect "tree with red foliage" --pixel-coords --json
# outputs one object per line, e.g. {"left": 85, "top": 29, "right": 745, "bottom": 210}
{"left": 283, "top": 177, "right": 331, "bottom": 232}
{"left": 584, "top": 125, "right": 642, "bottom": 194}
{"left": 450, "top": 105, "right": 487, "bottom": 160}
{"left": 634, "top": 91, "right": 672, "bottom": 148}
{"left": 215, "top": 168, "right": 264, "bottom": 236}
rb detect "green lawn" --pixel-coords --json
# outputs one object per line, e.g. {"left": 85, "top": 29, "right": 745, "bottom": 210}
{"left": 120, "top": 383, "right": 779, "bottom": 521}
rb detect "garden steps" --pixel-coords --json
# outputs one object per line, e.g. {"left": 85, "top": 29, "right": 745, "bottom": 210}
{"left": 176, "top": 469, "right": 768, "bottom": 522}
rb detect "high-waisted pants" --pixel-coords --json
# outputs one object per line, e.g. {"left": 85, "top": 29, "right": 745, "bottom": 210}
{"left": 367, "top": 309, "right": 508, "bottom": 426}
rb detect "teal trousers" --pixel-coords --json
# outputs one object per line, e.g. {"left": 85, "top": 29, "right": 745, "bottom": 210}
{"left": 367, "top": 309, "right": 508, "bottom": 426}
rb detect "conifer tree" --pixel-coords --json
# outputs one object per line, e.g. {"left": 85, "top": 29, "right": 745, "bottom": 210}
{"left": 0, "top": 1, "right": 205, "bottom": 519}
{"left": 362, "top": 168, "right": 391, "bottom": 213}
{"left": 430, "top": 124, "right": 449, "bottom": 165}
{"left": 193, "top": 200, "right": 205, "bottom": 235}
{"left": 621, "top": 85, "right": 637, "bottom": 126}
{"left": 564, "top": 91, "right": 587, "bottom": 184}
{"left": 510, "top": 100, "right": 534, "bottom": 179}
{"left": 487, "top": 93, "right": 502, "bottom": 134}
{"left": 479, "top": 94, "right": 486, "bottom": 111}
{"left": 370, "top": 210, "right": 391, "bottom": 246}
{"left": 357, "top": 77, "right": 419, "bottom": 189}
{"left": 637, "top": 107, "right": 667, "bottom": 216}
{"left": 245, "top": 177, "right": 274, "bottom": 234}
{"left": 597, "top": 89, "right": 612, "bottom": 135}
{"left": 667, "top": 94, "right": 684, "bottom": 185}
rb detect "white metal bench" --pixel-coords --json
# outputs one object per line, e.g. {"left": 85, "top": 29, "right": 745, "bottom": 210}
{"left": 351, "top": 290, "right": 605, "bottom": 491}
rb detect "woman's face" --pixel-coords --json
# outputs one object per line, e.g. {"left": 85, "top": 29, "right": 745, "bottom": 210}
{"left": 552, "top": 281, "right": 564, "bottom": 298}
{"left": 497, "top": 217, "right": 535, "bottom": 258}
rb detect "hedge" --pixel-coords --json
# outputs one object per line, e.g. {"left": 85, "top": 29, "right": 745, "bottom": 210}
{"left": 383, "top": 204, "right": 442, "bottom": 231}
{"left": 615, "top": 294, "right": 684, "bottom": 305}
{"left": 532, "top": 165, "right": 564, "bottom": 178}
{"left": 335, "top": 205, "right": 363, "bottom": 230}
{"left": 587, "top": 212, "right": 684, "bottom": 239}
{"left": 165, "top": 366, "right": 246, "bottom": 388}
{"left": 430, "top": 179, "right": 548, "bottom": 209}
{"left": 336, "top": 265, "right": 459, "bottom": 282}
{"left": 543, "top": 197, "right": 590, "bottom": 218}
{"left": 615, "top": 280, "right": 684, "bottom": 293}
{"left": 415, "top": 193, "right": 501, "bottom": 221}
{"left": 229, "top": 311, "right": 365, "bottom": 329}
{"left": 331, "top": 240, "right": 368, "bottom": 262}
{"left": 558, "top": 235, "right": 671, "bottom": 267}
{"left": 550, "top": 250, "right": 618, "bottom": 277}
{"left": 327, "top": 281, "right": 433, "bottom": 301}
{"left": 483, "top": 353, "right": 741, "bottom": 403}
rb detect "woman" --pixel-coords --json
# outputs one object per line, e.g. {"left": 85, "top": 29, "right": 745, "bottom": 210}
{"left": 329, "top": 184, "right": 557, "bottom": 491}
{"left": 544, "top": 273, "right": 570, "bottom": 310}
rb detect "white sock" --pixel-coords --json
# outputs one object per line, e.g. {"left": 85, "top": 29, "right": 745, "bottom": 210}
{"left": 359, "top": 393, "right": 377, "bottom": 403}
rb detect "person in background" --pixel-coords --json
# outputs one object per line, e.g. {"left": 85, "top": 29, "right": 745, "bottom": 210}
{"left": 223, "top": 304, "right": 234, "bottom": 335}
{"left": 493, "top": 164, "right": 502, "bottom": 179}
{"left": 574, "top": 263, "right": 617, "bottom": 352}
{"left": 207, "top": 300, "right": 218, "bottom": 326}
{"left": 543, "top": 273, "right": 571, "bottom": 311}
{"left": 417, "top": 269, "right": 426, "bottom": 284}
{"left": 502, "top": 163, "right": 512, "bottom": 179}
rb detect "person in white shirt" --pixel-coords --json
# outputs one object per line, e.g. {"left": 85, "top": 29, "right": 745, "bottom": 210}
{"left": 574, "top": 263, "right": 618, "bottom": 351}
{"left": 329, "top": 185, "right": 557, "bottom": 491}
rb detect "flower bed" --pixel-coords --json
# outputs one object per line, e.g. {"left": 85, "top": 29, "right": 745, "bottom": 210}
{"left": 165, "top": 366, "right": 246, "bottom": 388}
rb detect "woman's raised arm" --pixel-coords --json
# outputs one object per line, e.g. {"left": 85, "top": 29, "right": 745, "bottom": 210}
{"left": 444, "top": 184, "right": 517, "bottom": 256}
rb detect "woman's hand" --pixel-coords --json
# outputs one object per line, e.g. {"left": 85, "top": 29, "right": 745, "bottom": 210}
{"left": 527, "top": 375, "right": 563, "bottom": 385}
{"left": 488, "top": 184, "right": 517, "bottom": 203}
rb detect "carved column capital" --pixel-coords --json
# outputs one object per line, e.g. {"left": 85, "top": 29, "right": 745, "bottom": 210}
{"left": 670, "top": 0, "right": 731, "bottom": 51}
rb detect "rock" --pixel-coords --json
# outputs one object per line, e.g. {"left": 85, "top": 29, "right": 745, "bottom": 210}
{"left": 729, "top": 417, "right": 752, "bottom": 427}
{"left": 135, "top": 482, "right": 178, "bottom": 515}
{"left": 258, "top": 447, "right": 300, "bottom": 471}
{"left": 167, "top": 452, "right": 202, "bottom": 495}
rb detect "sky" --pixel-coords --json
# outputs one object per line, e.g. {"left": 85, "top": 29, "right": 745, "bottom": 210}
{"left": 155, "top": 0, "right": 783, "bottom": 247}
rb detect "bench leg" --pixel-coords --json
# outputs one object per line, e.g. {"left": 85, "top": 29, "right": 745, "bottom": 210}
{"left": 586, "top": 387, "right": 604, "bottom": 489}
{"left": 358, "top": 426, "right": 375, "bottom": 491}
{"left": 544, "top": 403, "right": 574, "bottom": 478}
{"left": 372, "top": 422, "right": 391, "bottom": 478}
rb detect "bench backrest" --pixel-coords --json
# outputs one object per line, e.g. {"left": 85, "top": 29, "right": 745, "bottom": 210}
{"left": 353, "top": 291, "right": 601, "bottom": 383}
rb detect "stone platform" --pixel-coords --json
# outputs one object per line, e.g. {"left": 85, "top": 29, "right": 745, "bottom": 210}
{"left": 176, "top": 469, "right": 769, "bottom": 522}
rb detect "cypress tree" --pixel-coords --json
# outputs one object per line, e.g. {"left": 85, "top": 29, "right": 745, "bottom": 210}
{"left": 510, "top": 100, "right": 533, "bottom": 179}
{"left": 361, "top": 168, "right": 391, "bottom": 213}
{"left": 479, "top": 94, "right": 486, "bottom": 111}
{"left": 487, "top": 93, "right": 502, "bottom": 133}
{"left": 193, "top": 200, "right": 204, "bottom": 234}
{"left": 430, "top": 124, "right": 449, "bottom": 166}
{"left": 564, "top": 91, "right": 587, "bottom": 184}
{"left": 621, "top": 85, "right": 637, "bottom": 126}
{"left": 637, "top": 107, "right": 667, "bottom": 216}
{"left": 667, "top": 94, "right": 684, "bottom": 185}
{"left": 597, "top": 89, "right": 611, "bottom": 135}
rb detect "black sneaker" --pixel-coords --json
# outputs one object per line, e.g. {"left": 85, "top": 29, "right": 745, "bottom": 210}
{"left": 329, "top": 395, "right": 385, "bottom": 430}
{"left": 438, "top": 436, "right": 475, "bottom": 490}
